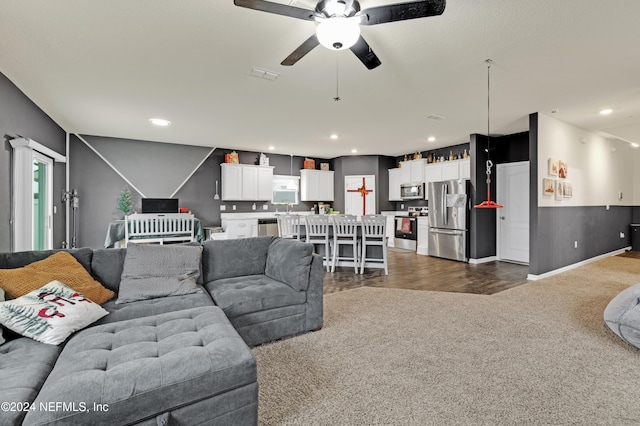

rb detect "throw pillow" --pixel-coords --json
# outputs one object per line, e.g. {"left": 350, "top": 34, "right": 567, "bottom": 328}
{"left": 0, "top": 281, "right": 109, "bottom": 345}
{"left": 265, "top": 238, "right": 313, "bottom": 292}
{"left": 0, "top": 252, "right": 115, "bottom": 304}
{"left": 116, "top": 243, "right": 204, "bottom": 304}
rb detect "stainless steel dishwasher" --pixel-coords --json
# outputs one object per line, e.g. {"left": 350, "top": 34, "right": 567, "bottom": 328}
{"left": 258, "top": 218, "right": 279, "bottom": 236}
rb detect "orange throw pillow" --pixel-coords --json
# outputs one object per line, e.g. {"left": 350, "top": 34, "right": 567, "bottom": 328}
{"left": 0, "top": 252, "right": 115, "bottom": 304}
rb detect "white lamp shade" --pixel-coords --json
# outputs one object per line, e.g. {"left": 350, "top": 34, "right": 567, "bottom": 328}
{"left": 316, "top": 18, "right": 361, "bottom": 51}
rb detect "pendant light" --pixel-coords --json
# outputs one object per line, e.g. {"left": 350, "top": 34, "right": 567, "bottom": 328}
{"left": 474, "top": 59, "right": 504, "bottom": 209}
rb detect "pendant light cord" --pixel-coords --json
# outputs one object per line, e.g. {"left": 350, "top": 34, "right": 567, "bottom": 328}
{"left": 485, "top": 59, "right": 493, "bottom": 178}
{"left": 334, "top": 51, "right": 341, "bottom": 101}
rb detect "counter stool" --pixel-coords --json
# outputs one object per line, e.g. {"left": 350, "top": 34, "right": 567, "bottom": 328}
{"left": 277, "top": 214, "right": 300, "bottom": 240}
{"left": 360, "top": 214, "right": 388, "bottom": 275}
{"left": 305, "top": 215, "right": 332, "bottom": 272}
{"left": 331, "top": 214, "right": 360, "bottom": 273}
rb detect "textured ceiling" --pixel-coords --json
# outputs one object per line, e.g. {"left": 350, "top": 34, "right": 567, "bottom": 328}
{"left": 1, "top": 0, "right": 639, "bottom": 158}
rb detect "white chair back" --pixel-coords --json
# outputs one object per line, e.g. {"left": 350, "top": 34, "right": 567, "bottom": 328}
{"left": 361, "top": 214, "right": 386, "bottom": 239}
{"left": 332, "top": 214, "right": 358, "bottom": 238}
{"left": 277, "top": 214, "right": 300, "bottom": 240}
{"left": 305, "top": 215, "right": 330, "bottom": 239}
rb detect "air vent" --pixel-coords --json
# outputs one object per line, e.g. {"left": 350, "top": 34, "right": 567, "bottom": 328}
{"left": 248, "top": 67, "right": 279, "bottom": 81}
{"left": 426, "top": 113, "right": 446, "bottom": 120}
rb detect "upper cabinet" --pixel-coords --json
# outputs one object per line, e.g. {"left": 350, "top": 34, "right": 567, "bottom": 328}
{"left": 399, "top": 159, "right": 427, "bottom": 184}
{"left": 388, "top": 168, "right": 402, "bottom": 201}
{"left": 301, "top": 169, "right": 334, "bottom": 201}
{"left": 221, "top": 163, "right": 274, "bottom": 201}
{"left": 425, "top": 158, "right": 471, "bottom": 183}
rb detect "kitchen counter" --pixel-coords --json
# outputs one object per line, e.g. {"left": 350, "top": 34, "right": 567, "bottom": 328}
{"left": 220, "top": 211, "right": 314, "bottom": 220}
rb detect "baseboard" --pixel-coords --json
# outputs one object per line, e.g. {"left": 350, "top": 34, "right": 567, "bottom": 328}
{"left": 469, "top": 256, "right": 497, "bottom": 264}
{"left": 527, "top": 246, "right": 631, "bottom": 281}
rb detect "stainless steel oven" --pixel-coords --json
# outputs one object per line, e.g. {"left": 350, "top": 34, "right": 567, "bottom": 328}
{"left": 400, "top": 182, "right": 425, "bottom": 200}
{"left": 394, "top": 216, "right": 417, "bottom": 250}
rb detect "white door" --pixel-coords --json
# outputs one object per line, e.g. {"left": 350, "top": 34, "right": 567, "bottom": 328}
{"left": 344, "top": 175, "right": 375, "bottom": 216}
{"left": 496, "top": 161, "right": 529, "bottom": 263}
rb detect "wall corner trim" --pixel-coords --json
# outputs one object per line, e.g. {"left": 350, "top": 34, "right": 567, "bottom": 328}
{"left": 10, "top": 137, "right": 66, "bottom": 163}
{"left": 170, "top": 147, "right": 216, "bottom": 198}
{"left": 526, "top": 247, "right": 630, "bottom": 281}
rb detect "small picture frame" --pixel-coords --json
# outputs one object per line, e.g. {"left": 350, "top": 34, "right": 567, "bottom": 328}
{"left": 563, "top": 181, "right": 572, "bottom": 198}
{"left": 558, "top": 160, "right": 568, "bottom": 178}
{"left": 543, "top": 178, "right": 555, "bottom": 196}
{"left": 555, "top": 180, "right": 564, "bottom": 200}
{"left": 548, "top": 158, "right": 559, "bottom": 176}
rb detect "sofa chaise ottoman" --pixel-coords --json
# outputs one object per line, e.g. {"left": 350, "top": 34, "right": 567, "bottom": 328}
{"left": 0, "top": 236, "right": 324, "bottom": 425}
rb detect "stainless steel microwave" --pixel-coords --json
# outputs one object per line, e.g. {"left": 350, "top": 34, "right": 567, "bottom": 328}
{"left": 400, "top": 182, "right": 425, "bottom": 199}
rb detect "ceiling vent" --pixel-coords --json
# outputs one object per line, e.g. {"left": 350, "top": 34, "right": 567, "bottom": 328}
{"left": 426, "top": 113, "right": 446, "bottom": 121}
{"left": 248, "top": 67, "right": 279, "bottom": 81}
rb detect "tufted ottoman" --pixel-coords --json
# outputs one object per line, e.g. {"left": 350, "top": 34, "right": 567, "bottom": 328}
{"left": 23, "top": 306, "right": 258, "bottom": 425}
{"left": 604, "top": 283, "right": 640, "bottom": 349}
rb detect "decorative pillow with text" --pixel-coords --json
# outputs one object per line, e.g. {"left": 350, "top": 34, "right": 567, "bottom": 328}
{"left": 0, "top": 281, "right": 108, "bottom": 345}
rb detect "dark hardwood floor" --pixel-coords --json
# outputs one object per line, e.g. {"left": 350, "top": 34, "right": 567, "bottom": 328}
{"left": 323, "top": 248, "right": 530, "bottom": 295}
{"left": 325, "top": 248, "right": 640, "bottom": 295}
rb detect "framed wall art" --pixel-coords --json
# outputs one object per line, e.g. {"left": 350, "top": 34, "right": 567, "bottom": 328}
{"left": 548, "top": 158, "right": 559, "bottom": 176}
{"left": 563, "top": 181, "right": 572, "bottom": 198}
{"left": 543, "top": 178, "right": 555, "bottom": 196}
{"left": 555, "top": 180, "right": 564, "bottom": 201}
{"left": 558, "top": 160, "right": 568, "bottom": 178}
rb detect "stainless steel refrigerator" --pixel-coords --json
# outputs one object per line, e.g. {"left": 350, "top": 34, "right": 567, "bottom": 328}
{"left": 428, "top": 179, "right": 469, "bottom": 262}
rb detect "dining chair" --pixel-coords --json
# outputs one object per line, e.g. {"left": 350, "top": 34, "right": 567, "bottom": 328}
{"left": 305, "top": 215, "right": 332, "bottom": 272}
{"left": 331, "top": 214, "right": 360, "bottom": 273}
{"left": 360, "top": 214, "right": 388, "bottom": 275}
{"left": 277, "top": 214, "right": 301, "bottom": 240}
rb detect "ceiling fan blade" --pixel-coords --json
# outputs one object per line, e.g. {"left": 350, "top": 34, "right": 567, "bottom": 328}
{"left": 234, "top": 0, "right": 316, "bottom": 21}
{"left": 359, "top": 0, "right": 446, "bottom": 26}
{"left": 281, "top": 34, "right": 320, "bottom": 66}
{"left": 350, "top": 36, "right": 381, "bottom": 70}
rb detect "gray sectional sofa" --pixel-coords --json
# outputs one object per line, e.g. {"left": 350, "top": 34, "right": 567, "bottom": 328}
{"left": 0, "top": 236, "right": 324, "bottom": 425}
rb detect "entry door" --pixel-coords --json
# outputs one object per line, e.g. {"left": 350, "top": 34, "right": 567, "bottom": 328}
{"left": 496, "top": 161, "right": 529, "bottom": 263}
{"left": 344, "top": 175, "right": 375, "bottom": 216}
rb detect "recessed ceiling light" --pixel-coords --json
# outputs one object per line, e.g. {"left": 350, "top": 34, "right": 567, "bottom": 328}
{"left": 149, "top": 118, "right": 171, "bottom": 126}
{"left": 632, "top": 143, "right": 639, "bottom": 148}
{"left": 351, "top": 149, "right": 357, "bottom": 153}
{"left": 268, "top": 146, "right": 275, "bottom": 150}
{"left": 330, "top": 134, "right": 339, "bottom": 140}
{"left": 428, "top": 136, "right": 436, "bottom": 142}
{"left": 599, "top": 108, "right": 613, "bottom": 115}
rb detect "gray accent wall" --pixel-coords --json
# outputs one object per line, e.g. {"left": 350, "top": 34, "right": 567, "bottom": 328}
{"left": 0, "top": 71, "right": 66, "bottom": 252}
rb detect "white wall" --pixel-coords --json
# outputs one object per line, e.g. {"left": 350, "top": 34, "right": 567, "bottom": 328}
{"left": 537, "top": 113, "right": 634, "bottom": 207}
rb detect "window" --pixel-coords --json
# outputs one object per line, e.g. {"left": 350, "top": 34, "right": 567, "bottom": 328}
{"left": 272, "top": 175, "right": 300, "bottom": 205}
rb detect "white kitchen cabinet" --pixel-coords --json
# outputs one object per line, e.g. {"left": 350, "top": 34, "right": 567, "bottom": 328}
{"left": 388, "top": 168, "right": 402, "bottom": 201}
{"left": 460, "top": 159, "right": 471, "bottom": 179}
{"left": 301, "top": 169, "right": 334, "bottom": 201}
{"left": 442, "top": 161, "right": 460, "bottom": 181}
{"left": 221, "top": 163, "right": 274, "bottom": 201}
{"left": 424, "top": 163, "right": 442, "bottom": 200}
{"left": 427, "top": 159, "right": 471, "bottom": 183}
{"left": 399, "top": 159, "right": 427, "bottom": 184}
{"left": 417, "top": 216, "right": 429, "bottom": 255}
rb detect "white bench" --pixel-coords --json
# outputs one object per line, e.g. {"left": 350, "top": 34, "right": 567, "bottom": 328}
{"left": 124, "top": 213, "right": 195, "bottom": 247}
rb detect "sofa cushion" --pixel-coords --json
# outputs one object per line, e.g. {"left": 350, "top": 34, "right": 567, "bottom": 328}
{"left": 205, "top": 274, "right": 307, "bottom": 317}
{"left": 0, "top": 247, "right": 93, "bottom": 274}
{"left": 24, "top": 306, "right": 256, "bottom": 425}
{"left": 202, "top": 236, "right": 275, "bottom": 282}
{"left": 91, "top": 248, "right": 126, "bottom": 293}
{"left": 265, "top": 238, "right": 313, "bottom": 291}
{"left": 117, "top": 243, "right": 203, "bottom": 304}
{"left": 0, "top": 288, "right": 4, "bottom": 345}
{"left": 97, "top": 288, "right": 215, "bottom": 325}
{"left": 604, "top": 283, "right": 640, "bottom": 348}
{"left": 0, "top": 337, "right": 62, "bottom": 425}
{"left": 0, "top": 281, "right": 109, "bottom": 345}
{"left": 0, "top": 251, "right": 115, "bottom": 304}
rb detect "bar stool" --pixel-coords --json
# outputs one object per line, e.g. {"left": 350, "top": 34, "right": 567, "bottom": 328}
{"left": 305, "top": 215, "right": 332, "bottom": 272}
{"left": 277, "top": 214, "right": 300, "bottom": 240}
{"left": 331, "top": 214, "right": 360, "bottom": 273}
{"left": 360, "top": 214, "right": 388, "bottom": 275}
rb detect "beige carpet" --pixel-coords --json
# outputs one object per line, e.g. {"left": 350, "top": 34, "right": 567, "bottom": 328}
{"left": 253, "top": 256, "right": 640, "bottom": 425}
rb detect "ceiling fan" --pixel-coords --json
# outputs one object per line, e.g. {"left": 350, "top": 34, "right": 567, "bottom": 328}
{"left": 233, "top": 0, "right": 446, "bottom": 70}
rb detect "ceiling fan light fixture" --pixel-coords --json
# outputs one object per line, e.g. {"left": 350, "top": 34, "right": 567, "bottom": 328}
{"left": 316, "top": 17, "right": 360, "bottom": 50}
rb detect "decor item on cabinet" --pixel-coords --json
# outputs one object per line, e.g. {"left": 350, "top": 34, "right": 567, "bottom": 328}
{"left": 474, "top": 59, "right": 504, "bottom": 209}
{"left": 233, "top": 0, "right": 445, "bottom": 70}
{"left": 116, "top": 187, "right": 133, "bottom": 218}
{"left": 463, "top": 149, "right": 469, "bottom": 159}
{"left": 413, "top": 152, "right": 422, "bottom": 160}
{"left": 449, "top": 151, "right": 454, "bottom": 161}
{"left": 320, "top": 162, "right": 330, "bottom": 171}
{"left": 225, "top": 151, "right": 239, "bottom": 164}
{"left": 542, "top": 178, "right": 555, "bottom": 196}
{"left": 214, "top": 180, "right": 220, "bottom": 200}
{"left": 304, "top": 158, "right": 315, "bottom": 169}
{"left": 259, "top": 153, "right": 269, "bottom": 166}
{"left": 548, "top": 158, "right": 559, "bottom": 176}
